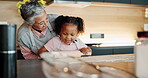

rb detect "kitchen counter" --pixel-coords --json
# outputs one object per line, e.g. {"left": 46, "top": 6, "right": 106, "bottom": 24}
{"left": 17, "top": 54, "right": 136, "bottom": 78}
{"left": 84, "top": 39, "right": 135, "bottom": 47}
{"left": 57, "top": 54, "right": 134, "bottom": 64}
{"left": 58, "top": 54, "right": 135, "bottom": 75}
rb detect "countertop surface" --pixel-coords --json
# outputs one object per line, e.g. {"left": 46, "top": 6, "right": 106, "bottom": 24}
{"left": 57, "top": 54, "right": 134, "bottom": 64}
{"left": 17, "top": 54, "right": 136, "bottom": 78}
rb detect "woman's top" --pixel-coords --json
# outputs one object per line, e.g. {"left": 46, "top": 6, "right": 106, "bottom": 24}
{"left": 17, "top": 14, "right": 59, "bottom": 59}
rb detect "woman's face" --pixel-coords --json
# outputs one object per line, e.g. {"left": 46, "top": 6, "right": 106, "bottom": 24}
{"left": 60, "top": 23, "right": 78, "bottom": 45}
{"left": 32, "top": 11, "right": 48, "bottom": 32}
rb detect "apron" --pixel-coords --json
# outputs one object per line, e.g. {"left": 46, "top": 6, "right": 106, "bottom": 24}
{"left": 30, "top": 23, "right": 55, "bottom": 53}
{"left": 57, "top": 39, "right": 79, "bottom": 51}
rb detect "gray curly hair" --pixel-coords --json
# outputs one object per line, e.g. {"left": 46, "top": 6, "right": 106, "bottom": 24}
{"left": 20, "top": 0, "right": 44, "bottom": 24}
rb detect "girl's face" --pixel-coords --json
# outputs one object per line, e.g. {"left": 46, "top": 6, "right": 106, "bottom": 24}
{"left": 60, "top": 23, "right": 78, "bottom": 45}
{"left": 32, "top": 11, "right": 49, "bottom": 32}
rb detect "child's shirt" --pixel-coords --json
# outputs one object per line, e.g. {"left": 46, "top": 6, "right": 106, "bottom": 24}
{"left": 44, "top": 37, "right": 87, "bottom": 52}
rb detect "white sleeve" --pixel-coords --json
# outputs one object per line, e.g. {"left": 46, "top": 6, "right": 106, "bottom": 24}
{"left": 76, "top": 38, "right": 87, "bottom": 49}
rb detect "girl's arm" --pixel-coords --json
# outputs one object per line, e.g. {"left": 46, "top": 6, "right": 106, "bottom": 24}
{"left": 76, "top": 38, "right": 92, "bottom": 55}
{"left": 37, "top": 46, "right": 48, "bottom": 56}
{"left": 80, "top": 47, "right": 92, "bottom": 55}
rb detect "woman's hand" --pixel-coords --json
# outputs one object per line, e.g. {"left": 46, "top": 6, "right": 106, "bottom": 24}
{"left": 37, "top": 46, "right": 48, "bottom": 56}
{"left": 80, "top": 47, "right": 92, "bottom": 55}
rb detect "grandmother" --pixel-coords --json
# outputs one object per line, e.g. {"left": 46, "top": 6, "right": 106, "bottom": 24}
{"left": 17, "top": 0, "right": 58, "bottom": 59}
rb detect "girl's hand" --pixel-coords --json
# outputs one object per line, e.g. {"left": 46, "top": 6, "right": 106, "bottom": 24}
{"left": 80, "top": 47, "right": 92, "bottom": 55}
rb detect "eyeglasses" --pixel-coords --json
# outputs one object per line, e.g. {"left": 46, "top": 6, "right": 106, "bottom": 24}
{"left": 33, "top": 17, "right": 49, "bottom": 27}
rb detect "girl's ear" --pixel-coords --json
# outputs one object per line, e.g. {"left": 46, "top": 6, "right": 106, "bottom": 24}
{"left": 59, "top": 32, "right": 62, "bottom": 37}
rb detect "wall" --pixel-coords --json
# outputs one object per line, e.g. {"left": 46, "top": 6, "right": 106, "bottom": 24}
{"left": 46, "top": 3, "right": 148, "bottom": 43}
{"left": 0, "top": 1, "right": 23, "bottom": 29}
{"left": 0, "top": 1, "right": 148, "bottom": 44}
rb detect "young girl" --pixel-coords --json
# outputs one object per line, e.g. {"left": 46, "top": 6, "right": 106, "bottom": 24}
{"left": 37, "top": 15, "right": 92, "bottom": 56}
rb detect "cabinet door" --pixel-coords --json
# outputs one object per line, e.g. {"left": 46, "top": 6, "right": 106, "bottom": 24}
{"left": 131, "top": 0, "right": 148, "bottom": 5}
{"left": 104, "top": 0, "right": 130, "bottom": 4}
{"left": 75, "top": 0, "right": 103, "bottom": 2}
{"left": 55, "top": 0, "right": 75, "bottom": 1}
{"left": 91, "top": 47, "right": 112, "bottom": 56}
{"left": 17, "top": 49, "right": 24, "bottom": 60}
{"left": 113, "top": 46, "right": 134, "bottom": 54}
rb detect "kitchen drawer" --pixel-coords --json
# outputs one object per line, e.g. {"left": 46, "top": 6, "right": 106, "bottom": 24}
{"left": 75, "top": 0, "right": 103, "bottom": 2}
{"left": 113, "top": 46, "right": 134, "bottom": 54}
{"left": 113, "top": 48, "right": 133, "bottom": 54}
{"left": 90, "top": 46, "right": 134, "bottom": 56}
{"left": 131, "top": 0, "right": 148, "bottom": 5}
{"left": 104, "top": 0, "right": 130, "bottom": 4}
{"left": 91, "top": 47, "right": 112, "bottom": 55}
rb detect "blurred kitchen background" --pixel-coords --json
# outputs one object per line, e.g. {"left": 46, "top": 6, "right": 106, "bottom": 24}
{"left": 0, "top": 1, "right": 146, "bottom": 78}
{"left": 0, "top": 0, "right": 148, "bottom": 58}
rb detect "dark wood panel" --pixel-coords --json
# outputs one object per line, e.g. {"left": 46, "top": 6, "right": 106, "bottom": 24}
{"left": 91, "top": 46, "right": 134, "bottom": 56}
{"left": 91, "top": 47, "right": 113, "bottom": 55}
{"left": 113, "top": 48, "right": 133, "bottom": 54}
{"left": 75, "top": 0, "right": 103, "bottom": 2}
{"left": 17, "top": 49, "right": 24, "bottom": 60}
{"left": 104, "top": 0, "right": 130, "bottom": 4}
{"left": 131, "top": 0, "right": 148, "bottom": 5}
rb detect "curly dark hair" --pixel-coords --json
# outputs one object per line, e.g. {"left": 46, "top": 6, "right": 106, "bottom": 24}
{"left": 54, "top": 15, "right": 85, "bottom": 35}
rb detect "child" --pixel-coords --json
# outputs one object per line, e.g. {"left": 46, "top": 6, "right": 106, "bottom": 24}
{"left": 37, "top": 15, "right": 92, "bottom": 56}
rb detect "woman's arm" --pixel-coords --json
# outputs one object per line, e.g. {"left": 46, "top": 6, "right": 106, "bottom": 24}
{"left": 19, "top": 45, "right": 40, "bottom": 59}
{"left": 37, "top": 46, "right": 48, "bottom": 56}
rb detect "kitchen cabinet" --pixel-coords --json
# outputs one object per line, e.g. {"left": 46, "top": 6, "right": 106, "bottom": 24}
{"left": 74, "top": 0, "right": 130, "bottom": 4}
{"left": 91, "top": 46, "right": 134, "bottom": 56}
{"left": 103, "top": 0, "right": 130, "bottom": 4}
{"left": 75, "top": 0, "right": 103, "bottom": 2}
{"left": 91, "top": 47, "right": 112, "bottom": 55}
{"left": 113, "top": 46, "right": 134, "bottom": 54}
{"left": 75, "top": 0, "right": 148, "bottom": 5}
{"left": 131, "top": 0, "right": 148, "bottom": 5}
{"left": 17, "top": 49, "right": 24, "bottom": 60}
{"left": 57, "top": 0, "right": 74, "bottom": 1}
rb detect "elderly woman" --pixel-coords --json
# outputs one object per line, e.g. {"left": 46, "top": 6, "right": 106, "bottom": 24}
{"left": 17, "top": 0, "right": 58, "bottom": 59}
